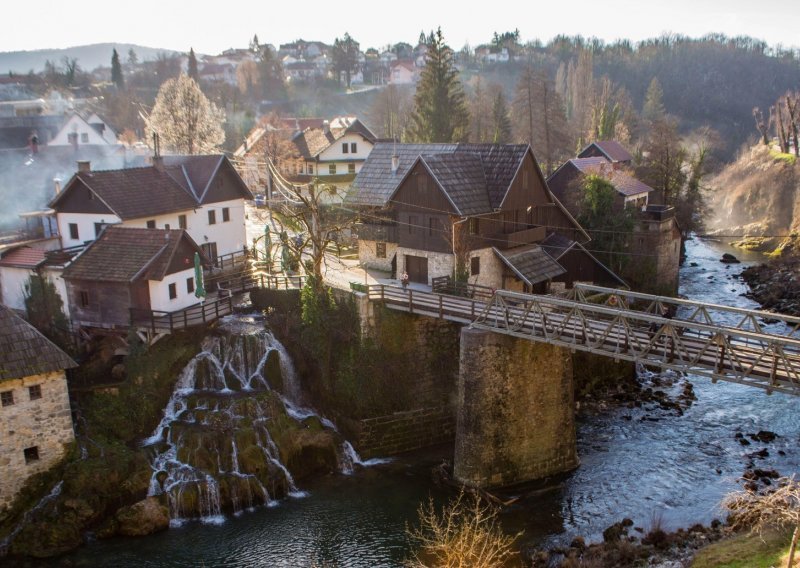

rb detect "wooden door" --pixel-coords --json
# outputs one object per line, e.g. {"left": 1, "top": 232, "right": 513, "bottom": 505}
{"left": 406, "top": 255, "right": 428, "bottom": 284}
{"left": 201, "top": 242, "right": 218, "bottom": 266}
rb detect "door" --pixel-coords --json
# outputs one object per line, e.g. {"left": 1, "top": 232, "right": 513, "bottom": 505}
{"left": 405, "top": 255, "right": 428, "bottom": 284}
{"left": 201, "top": 242, "right": 218, "bottom": 267}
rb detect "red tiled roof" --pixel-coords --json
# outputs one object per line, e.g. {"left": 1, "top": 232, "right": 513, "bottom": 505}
{"left": 0, "top": 246, "right": 46, "bottom": 269}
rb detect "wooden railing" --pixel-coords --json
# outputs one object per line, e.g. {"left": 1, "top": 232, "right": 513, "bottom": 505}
{"left": 211, "top": 249, "right": 250, "bottom": 270}
{"left": 431, "top": 276, "right": 495, "bottom": 301}
{"left": 129, "top": 293, "right": 234, "bottom": 334}
{"left": 368, "top": 284, "right": 486, "bottom": 323}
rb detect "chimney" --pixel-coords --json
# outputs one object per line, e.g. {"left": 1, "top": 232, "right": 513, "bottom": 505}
{"left": 53, "top": 178, "right": 62, "bottom": 196}
{"left": 77, "top": 160, "right": 91, "bottom": 174}
{"left": 391, "top": 154, "right": 399, "bottom": 174}
{"left": 322, "top": 120, "right": 330, "bottom": 135}
{"left": 152, "top": 155, "right": 164, "bottom": 171}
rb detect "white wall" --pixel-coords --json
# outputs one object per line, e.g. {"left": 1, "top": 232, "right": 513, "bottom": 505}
{"left": 0, "top": 266, "right": 31, "bottom": 311}
{"left": 49, "top": 115, "right": 116, "bottom": 146}
{"left": 56, "top": 212, "right": 121, "bottom": 248}
{"left": 148, "top": 268, "right": 200, "bottom": 313}
{"left": 42, "top": 266, "right": 70, "bottom": 319}
{"left": 318, "top": 133, "right": 373, "bottom": 163}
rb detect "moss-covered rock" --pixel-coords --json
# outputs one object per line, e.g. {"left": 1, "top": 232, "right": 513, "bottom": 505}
{"left": 115, "top": 497, "right": 169, "bottom": 537}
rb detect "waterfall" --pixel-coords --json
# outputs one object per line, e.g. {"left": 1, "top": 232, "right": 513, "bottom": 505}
{"left": 339, "top": 441, "right": 393, "bottom": 475}
{"left": 0, "top": 481, "right": 63, "bottom": 556}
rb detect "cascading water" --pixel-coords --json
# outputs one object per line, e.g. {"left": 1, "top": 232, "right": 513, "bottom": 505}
{"left": 143, "top": 317, "right": 388, "bottom": 526}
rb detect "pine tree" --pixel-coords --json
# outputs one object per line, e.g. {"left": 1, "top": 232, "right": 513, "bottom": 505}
{"left": 491, "top": 89, "right": 512, "bottom": 144}
{"left": 127, "top": 48, "right": 138, "bottom": 67}
{"left": 408, "top": 28, "right": 470, "bottom": 143}
{"left": 257, "top": 46, "right": 286, "bottom": 101}
{"left": 331, "top": 33, "right": 360, "bottom": 89}
{"left": 188, "top": 48, "right": 199, "bottom": 82}
{"left": 643, "top": 77, "right": 666, "bottom": 123}
{"left": 111, "top": 48, "right": 124, "bottom": 89}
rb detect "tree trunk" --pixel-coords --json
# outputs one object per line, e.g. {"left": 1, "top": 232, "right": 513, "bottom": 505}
{"left": 787, "top": 525, "right": 798, "bottom": 568}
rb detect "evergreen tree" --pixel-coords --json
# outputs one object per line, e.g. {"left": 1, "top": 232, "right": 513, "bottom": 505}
{"left": 111, "top": 48, "right": 124, "bottom": 89}
{"left": 408, "top": 28, "right": 470, "bottom": 143}
{"left": 643, "top": 77, "right": 666, "bottom": 123}
{"left": 24, "top": 275, "right": 70, "bottom": 351}
{"left": 188, "top": 48, "right": 199, "bottom": 82}
{"left": 257, "top": 46, "right": 286, "bottom": 101}
{"left": 127, "top": 47, "right": 138, "bottom": 66}
{"left": 331, "top": 32, "right": 360, "bottom": 89}
{"left": 490, "top": 89, "right": 512, "bottom": 144}
{"left": 577, "top": 175, "right": 635, "bottom": 275}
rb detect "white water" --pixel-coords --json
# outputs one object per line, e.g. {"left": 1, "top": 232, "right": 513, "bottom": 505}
{"left": 0, "top": 481, "right": 63, "bottom": 555}
{"left": 339, "top": 441, "right": 393, "bottom": 475}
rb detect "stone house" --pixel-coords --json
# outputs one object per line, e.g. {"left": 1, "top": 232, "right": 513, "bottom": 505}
{"left": 49, "top": 155, "right": 253, "bottom": 264}
{"left": 0, "top": 304, "right": 76, "bottom": 511}
{"left": 346, "top": 143, "right": 625, "bottom": 292}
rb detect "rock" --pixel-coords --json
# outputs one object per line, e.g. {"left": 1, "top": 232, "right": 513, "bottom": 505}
{"left": 111, "top": 363, "right": 127, "bottom": 382}
{"left": 690, "top": 262, "right": 699, "bottom": 267}
{"left": 752, "top": 430, "right": 778, "bottom": 443}
{"left": 115, "top": 497, "right": 169, "bottom": 537}
{"left": 720, "top": 253, "right": 741, "bottom": 264}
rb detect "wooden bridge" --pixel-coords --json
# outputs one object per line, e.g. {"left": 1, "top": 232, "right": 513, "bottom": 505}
{"left": 367, "top": 283, "right": 800, "bottom": 396}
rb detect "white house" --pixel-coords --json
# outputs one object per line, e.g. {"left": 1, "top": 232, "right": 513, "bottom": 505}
{"left": 390, "top": 61, "right": 417, "bottom": 85}
{"left": 49, "top": 155, "right": 253, "bottom": 263}
{"left": 0, "top": 246, "right": 70, "bottom": 318}
{"left": 49, "top": 112, "right": 118, "bottom": 147}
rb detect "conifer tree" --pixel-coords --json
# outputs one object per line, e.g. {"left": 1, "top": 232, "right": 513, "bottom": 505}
{"left": 111, "top": 48, "right": 124, "bottom": 89}
{"left": 408, "top": 28, "right": 469, "bottom": 143}
{"left": 643, "top": 77, "right": 666, "bottom": 123}
{"left": 491, "top": 89, "right": 512, "bottom": 144}
{"left": 188, "top": 48, "right": 199, "bottom": 82}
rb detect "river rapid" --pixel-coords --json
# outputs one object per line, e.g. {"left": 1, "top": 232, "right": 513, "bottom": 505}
{"left": 60, "top": 237, "right": 799, "bottom": 567}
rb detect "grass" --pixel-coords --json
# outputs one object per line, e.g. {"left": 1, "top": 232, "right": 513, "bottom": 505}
{"left": 770, "top": 150, "right": 798, "bottom": 165}
{"left": 691, "top": 529, "right": 795, "bottom": 568}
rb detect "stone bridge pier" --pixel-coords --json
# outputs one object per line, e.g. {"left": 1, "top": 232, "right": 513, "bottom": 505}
{"left": 454, "top": 327, "right": 579, "bottom": 488}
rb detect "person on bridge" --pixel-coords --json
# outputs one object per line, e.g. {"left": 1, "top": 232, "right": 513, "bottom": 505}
{"left": 401, "top": 271, "right": 409, "bottom": 290}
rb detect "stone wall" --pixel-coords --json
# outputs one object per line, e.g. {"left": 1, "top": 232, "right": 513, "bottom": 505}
{"left": 454, "top": 328, "right": 578, "bottom": 488}
{"left": 467, "top": 247, "right": 505, "bottom": 290}
{"left": 356, "top": 406, "right": 455, "bottom": 458}
{"left": 358, "top": 239, "right": 398, "bottom": 273}
{"left": 396, "top": 247, "right": 454, "bottom": 285}
{"left": 630, "top": 219, "right": 681, "bottom": 294}
{"left": 0, "top": 371, "right": 74, "bottom": 510}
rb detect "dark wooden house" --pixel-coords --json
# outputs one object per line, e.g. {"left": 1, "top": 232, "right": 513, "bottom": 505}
{"left": 577, "top": 140, "right": 634, "bottom": 165}
{"left": 62, "top": 226, "right": 207, "bottom": 330}
{"left": 347, "top": 143, "right": 625, "bottom": 292}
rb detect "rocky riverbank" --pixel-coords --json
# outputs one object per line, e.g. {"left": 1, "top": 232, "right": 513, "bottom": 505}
{"left": 741, "top": 252, "right": 800, "bottom": 316}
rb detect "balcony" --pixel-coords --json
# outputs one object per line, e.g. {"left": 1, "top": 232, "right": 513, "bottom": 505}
{"left": 640, "top": 205, "right": 675, "bottom": 222}
{"left": 490, "top": 225, "right": 547, "bottom": 249}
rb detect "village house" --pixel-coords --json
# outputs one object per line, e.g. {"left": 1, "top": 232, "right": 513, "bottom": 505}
{"left": 577, "top": 139, "right": 634, "bottom": 165}
{"left": 48, "top": 112, "right": 118, "bottom": 148}
{"left": 49, "top": 154, "right": 253, "bottom": 264}
{"left": 0, "top": 304, "right": 76, "bottom": 511}
{"left": 346, "top": 143, "right": 625, "bottom": 292}
{"left": 0, "top": 244, "right": 71, "bottom": 318}
{"left": 234, "top": 116, "right": 376, "bottom": 198}
{"left": 389, "top": 60, "right": 417, "bottom": 85}
{"left": 61, "top": 226, "right": 208, "bottom": 331}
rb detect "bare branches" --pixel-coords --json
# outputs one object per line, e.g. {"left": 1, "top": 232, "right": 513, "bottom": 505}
{"left": 405, "top": 490, "right": 520, "bottom": 568}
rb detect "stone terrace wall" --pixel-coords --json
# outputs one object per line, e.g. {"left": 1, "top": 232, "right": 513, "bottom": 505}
{"left": 356, "top": 405, "right": 455, "bottom": 459}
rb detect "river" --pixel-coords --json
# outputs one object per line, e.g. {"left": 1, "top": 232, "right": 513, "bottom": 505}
{"left": 60, "top": 237, "right": 799, "bottom": 567}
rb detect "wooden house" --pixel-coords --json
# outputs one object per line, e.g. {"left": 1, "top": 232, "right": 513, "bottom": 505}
{"left": 61, "top": 226, "right": 207, "bottom": 330}
{"left": 577, "top": 140, "right": 634, "bottom": 165}
{"left": 0, "top": 304, "right": 76, "bottom": 511}
{"left": 346, "top": 143, "right": 624, "bottom": 292}
{"left": 49, "top": 155, "right": 253, "bottom": 263}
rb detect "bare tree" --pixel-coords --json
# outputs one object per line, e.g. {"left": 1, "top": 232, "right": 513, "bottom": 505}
{"left": 724, "top": 476, "right": 800, "bottom": 568}
{"left": 753, "top": 107, "right": 770, "bottom": 145}
{"left": 405, "top": 490, "right": 521, "bottom": 568}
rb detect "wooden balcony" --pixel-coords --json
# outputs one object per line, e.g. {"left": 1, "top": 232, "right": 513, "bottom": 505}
{"left": 490, "top": 225, "right": 547, "bottom": 249}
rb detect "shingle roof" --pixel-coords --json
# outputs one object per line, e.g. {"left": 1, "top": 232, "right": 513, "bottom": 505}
{"left": 346, "top": 142, "right": 529, "bottom": 210}
{"left": 579, "top": 140, "right": 633, "bottom": 163}
{"left": 540, "top": 232, "right": 576, "bottom": 260}
{"left": 291, "top": 119, "right": 376, "bottom": 159}
{"left": 0, "top": 246, "right": 46, "bottom": 269}
{"left": 420, "top": 153, "right": 491, "bottom": 215}
{"left": 0, "top": 304, "right": 76, "bottom": 381}
{"left": 162, "top": 155, "right": 225, "bottom": 201}
{"left": 569, "top": 158, "right": 654, "bottom": 197}
{"left": 62, "top": 226, "right": 200, "bottom": 283}
{"left": 493, "top": 245, "right": 566, "bottom": 286}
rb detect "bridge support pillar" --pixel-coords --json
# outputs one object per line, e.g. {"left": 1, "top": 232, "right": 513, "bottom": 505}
{"left": 454, "top": 328, "right": 578, "bottom": 488}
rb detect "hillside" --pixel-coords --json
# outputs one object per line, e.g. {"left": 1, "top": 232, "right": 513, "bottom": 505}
{"left": 0, "top": 43, "right": 181, "bottom": 74}
{"left": 707, "top": 145, "right": 800, "bottom": 238}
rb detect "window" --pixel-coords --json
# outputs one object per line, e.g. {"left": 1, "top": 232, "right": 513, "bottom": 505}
{"left": 471, "top": 256, "right": 481, "bottom": 275}
{"left": 186, "top": 277, "right": 194, "bottom": 294}
{"left": 348, "top": 163, "right": 356, "bottom": 174}
{"left": 469, "top": 218, "right": 479, "bottom": 235}
{"left": 67, "top": 132, "right": 78, "bottom": 145}
{"left": 146, "top": 220, "right": 156, "bottom": 229}
{"left": 28, "top": 385, "right": 42, "bottom": 401}
{"left": 308, "top": 164, "right": 314, "bottom": 174}
{"left": 408, "top": 215, "right": 418, "bottom": 234}
{"left": 222, "top": 207, "right": 230, "bottom": 222}
{"left": 69, "top": 223, "right": 79, "bottom": 240}
{"left": 351, "top": 142, "right": 357, "bottom": 153}
{"left": 376, "top": 242, "right": 386, "bottom": 258}
{"left": 428, "top": 217, "right": 438, "bottom": 235}
{"left": 79, "top": 291, "right": 89, "bottom": 308}
{"left": 24, "top": 446, "right": 39, "bottom": 464}
{"left": 208, "top": 210, "right": 216, "bottom": 225}
{"left": 342, "top": 142, "right": 349, "bottom": 154}
{"left": 168, "top": 283, "right": 177, "bottom": 300}
{"left": 164, "top": 224, "right": 170, "bottom": 230}
{"left": 80, "top": 132, "right": 89, "bottom": 143}
{"left": 329, "top": 164, "right": 337, "bottom": 175}
{"left": 1, "top": 391, "right": 13, "bottom": 407}
{"left": 178, "top": 214, "right": 187, "bottom": 229}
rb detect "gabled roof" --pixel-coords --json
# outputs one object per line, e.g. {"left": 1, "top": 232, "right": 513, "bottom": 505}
{"left": 540, "top": 233, "right": 628, "bottom": 288}
{"left": 0, "top": 304, "right": 76, "bottom": 381}
{"left": 419, "top": 153, "right": 491, "bottom": 215}
{"left": 50, "top": 155, "right": 250, "bottom": 219}
{"left": 493, "top": 245, "right": 567, "bottom": 286}
{"left": 0, "top": 246, "right": 46, "bottom": 269}
{"left": 346, "top": 143, "right": 529, "bottom": 210}
{"left": 578, "top": 140, "right": 633, "bottom": 163}
{"left": 291, "top": 118, "right": 377, "bottom": 159}
{"left": 62, "top": 226, "right": 204, "bottom": 283}
{"left": 562, "top": 158, "right": 654, "bottom": 197}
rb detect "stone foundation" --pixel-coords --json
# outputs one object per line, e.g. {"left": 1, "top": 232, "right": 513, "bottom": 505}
{"left": 0, "top": 371, "right": 75, "bottom": 510}
{"left": 454, "top": 328, "right": 578, "bottom": 488}
{"left": 356, "top": 405, "right": 456, "bottom": 459}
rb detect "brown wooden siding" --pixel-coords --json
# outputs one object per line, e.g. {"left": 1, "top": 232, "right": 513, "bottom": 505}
{"left": 66, "top": 279, "right": 131, "bottom": 328}
{"left": 500, "top": 152, "right": 550, "bottom": 211}
{"left": 202, "top": 161, "right": 252, "bottom": 204}
{"left": 166, "top": 237, "right": 199, "bottom": 276}
{"left": 56, "top": 180, "right": 115, "bottom": 214}
{"left": 551, "top": 248, "right": 619, "bottom": 288}
{"left": 393, "top": 163, "right": 456, "bottom": 253}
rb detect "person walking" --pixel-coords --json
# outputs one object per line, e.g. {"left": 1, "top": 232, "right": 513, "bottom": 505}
{"left": 401, "top": 271, "right": 409, "bottom": 290}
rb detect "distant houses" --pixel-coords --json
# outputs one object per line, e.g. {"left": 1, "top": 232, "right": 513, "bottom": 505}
{"left": 346, "top": 142, "right": 625, "bottom": 292}
{"left": 0, "top": 304, "right": 76, "bottom": 511}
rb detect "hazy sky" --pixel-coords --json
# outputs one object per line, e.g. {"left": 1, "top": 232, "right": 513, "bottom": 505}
{"left": 5, "top": 0, "right": 799, "bottom": 54}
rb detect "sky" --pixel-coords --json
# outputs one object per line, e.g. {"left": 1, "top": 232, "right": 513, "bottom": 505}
{"left": 4, "top": 0, "right": 799, "bottom": 54}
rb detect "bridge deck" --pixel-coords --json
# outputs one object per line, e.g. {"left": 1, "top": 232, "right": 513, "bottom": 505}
{"left": 367, "top": 284, "right": 800, "bottom": 396}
